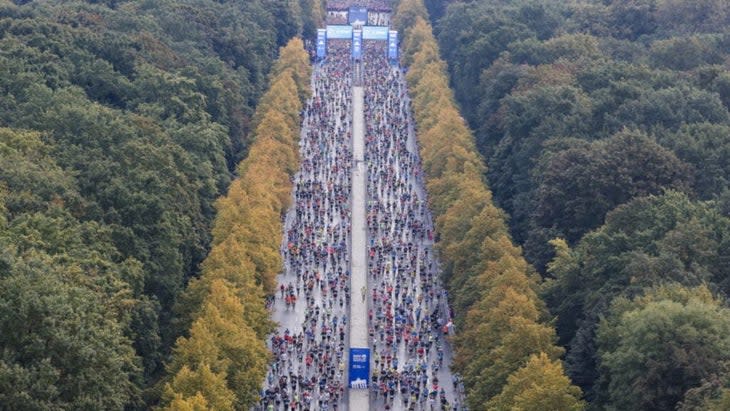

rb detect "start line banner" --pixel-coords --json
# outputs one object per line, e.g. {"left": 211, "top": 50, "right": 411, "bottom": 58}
{"left": 327, "top": 25, "right": 353, "bottom": 40}
{"left": 362, "top": 26, "right": 389, "bottom": 41}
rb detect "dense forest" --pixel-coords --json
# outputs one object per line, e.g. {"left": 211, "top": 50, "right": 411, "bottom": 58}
{"left": 432, "top": 0, "right": 730, "bottom": 409}
{"left": 0, "top": 0, "right": 320, "bottom": 408}
{"left": 2, "top": 0, "right": 730, "bottom": 409}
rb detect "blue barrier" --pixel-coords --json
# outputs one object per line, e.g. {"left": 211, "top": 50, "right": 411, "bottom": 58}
{"left": 348, "top": 347, "right": 370, "bottom": 389}
{"left": 317, "top": 29, "right": 327, "bottom": 58}
{"left": 388, "top": 30, "right": 398, "bottom": 60}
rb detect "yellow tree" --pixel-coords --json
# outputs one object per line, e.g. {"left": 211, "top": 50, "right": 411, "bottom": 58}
{"left": 437, "top": 181, "right": 491, "bottom": 251}
{"left": 486, "top": 352, "right": 586, "bottom": 411}
{"left": 445, "top": 204, "right": 511, "bottom": 290}
{"left": 392, "top": 0, "right": 429, "bottom": 39}
{"left": 272, "top": 38, "right": 312, "bottom": 102}
{"left": 450, "top": 240, "right": 530, "bottom": 325}
{"left": 167, "top": 280, "right": 269, "bottom": 409}
{"left": 407, "top": 38, "right": 445, "bottom": 87}
{"left": 253, "top": 73, "right": 302, "bottom": 133}
{"left": 162, "top": 364, "right": 235, "bottom": 411}
{"left": 165, "top": 36, "right": 310, "bottom": 410}
{"left": 393, "top": 3, "right": 583, "bottom": 407}
{"left": 401, "top": 18, "right": 435, "bottom": 67}
{"left": 237, "top": 186, "right": 284, "bottom": 293}
{"left": 455, "top": 288, "right": 538, "bottom": 373}
{"left": 179, "top": 239, "right": 271, "bottom": 338}
{"left": 468, "top": 316, "right": 564, "bottom": 407}
{"left": 163, "top": 392, "right": 211, "bottom": 411}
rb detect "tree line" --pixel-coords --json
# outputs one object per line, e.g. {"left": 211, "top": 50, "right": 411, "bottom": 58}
{"left": 0, "top": 0, "right": 319, "bottom": 408}
{"left": 393, "top": 0, "right": 584, "bottom": 409}
{"left": 159, "top": 38, "right": 311, "bottom": 410}
{"left": 432, "top": 0, "right": 730, "bottom": 409}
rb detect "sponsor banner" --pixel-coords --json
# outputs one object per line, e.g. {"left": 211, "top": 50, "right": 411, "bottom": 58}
{"left": 327, "top": 25, "right": 353, "bottom": 40}
{"left": 348, "top": 347, "right": 370, "bottom": 389}
{"left": 363, "top": 25, "right": 389, "bottom": 41}
{"left": 352, "top": 29, "right": 363, "bottom": 59}
{"left": 316, "top": 29, "right": 327, "bottom": 58}
{"left": 349, "top": 6, "right": 368, "bottom": 25}
{"left": 388, "top": 30, "right": 398, "bottom": 60}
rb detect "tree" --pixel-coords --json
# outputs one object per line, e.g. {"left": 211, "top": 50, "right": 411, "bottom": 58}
{"left": 165, "top": 280, "right": 269, "bottom": 410}
{"left": 165, "top": 36, "right": 309, "bottom": 408}
{"left": 162, "top": 392, "right": 212, "bottom": 411}
{"left": 0, "top": 257, "right": 141, "bottom": 410}
{"left": 597, "top": 285, "right": 730, "bottom": 411}
{"left": 486, "top": 352, "right": 586, "bottom": 411}
{"left": 526, "top": 130, "right": 692, "bottom": 270}
{"left": 392, "top": 0, "right": 429, "bottom": 38}
{"left": 162, "top": 365, "right": 235, "bottom": 411}
{"left": 545, "top": 192, "right": 730, "bottom": 398}
{"left": 658, "top": 123, "right": 730, "bottom": 200}
{"left": 397, "top": 2, "right": 579, "bottom": 407}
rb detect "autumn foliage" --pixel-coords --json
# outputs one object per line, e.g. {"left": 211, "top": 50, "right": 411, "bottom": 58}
{"left": 161, "top": 38, "right": 311, "bottom": 410}
{"left": 394, "top": 1, "right": 585, "bottom": 409}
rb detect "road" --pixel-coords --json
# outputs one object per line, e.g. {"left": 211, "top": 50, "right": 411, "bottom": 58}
{"left": 260, "top": 43, "right": 462, "bottom": 411}
{"left": 349, "top": 84, "right": 370, "bottom": 410}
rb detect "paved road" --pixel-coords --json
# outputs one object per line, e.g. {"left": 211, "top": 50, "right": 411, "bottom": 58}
{"left": 259, "top": 41, "right": 463, "bottom": 411}
{"left": 349, "top": 85, "right": 370, "bottom": 411}
{"left": 362, "top": 47, "right": 462, "bottom": 410}
{"left": 259, "top": 52, "right": 354, "bottom": 410}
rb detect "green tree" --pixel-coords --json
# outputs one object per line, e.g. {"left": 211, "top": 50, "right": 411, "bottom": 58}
{"left": 0, "top": 257, "right": 141, "bottom": 410}
{"left": 597, "top": 285, "right": 730, "bottom": 411}
{"left": 545, "top": 192, "right": 730, "bottom": 398}
{"left": 526, "top": 131, "right": 692, "bottom": 270}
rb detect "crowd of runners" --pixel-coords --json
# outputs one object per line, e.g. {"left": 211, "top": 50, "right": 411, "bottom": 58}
{"left": 362, "top": 41, "right": 460, "bottom": 411}
{"left": 259, "top": 41, "right": 354, "bottom": 411}
{"left": 257, "top": 30, "right": 462, "bottom": 411}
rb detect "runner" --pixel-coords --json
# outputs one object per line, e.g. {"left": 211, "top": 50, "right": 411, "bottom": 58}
{"left": 260, "top": 6, "right": 463, "bottom": 409}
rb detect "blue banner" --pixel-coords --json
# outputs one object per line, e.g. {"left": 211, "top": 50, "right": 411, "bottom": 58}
{"left": 363, "top": 26, "right": 389, "bottom": 41}
{"left": 352, "top": 29, "right": 362, "bottom": 60}
{"left": 316, "top": 29, "right": 327, "bottom": 59}
{"left": 348, "top": 347, "right": 370, "bottom": 389}
{"left": 349, "top": 6, "right": 368, "bottom": 25}
{"left": 326, "top": 25, "right": 353, "bottom": 40}
{"left": 388, "top": 30, "right": 399, "bottom": 60}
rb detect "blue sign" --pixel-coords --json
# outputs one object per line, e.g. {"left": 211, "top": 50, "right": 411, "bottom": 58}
{"left": 352, "top": 29, "right": 362, "bottom": 60}
{"left": 363, "top": 26, "right": 389, "bottom": 41}
{"left": 316, "top": 29, "right": 327, "bottom": 59}
{"left": 348, "top": 347, "right": 370, "bottom": 389}
{"left": 326, "top": 25, "right": 353, "bottom": 40}
{"left": 349, "top": 6, "right": 368, "bottom": 25}
{"left": 388, "top": 30, "right": 399, "bottom": 60}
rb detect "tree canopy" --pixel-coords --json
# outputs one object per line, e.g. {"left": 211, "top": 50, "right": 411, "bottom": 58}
{"left": 434, "top": 0, "right": 730, "bottom": 408}
{"left": 0, "top": 0, "right": 308, "bottom": 408}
